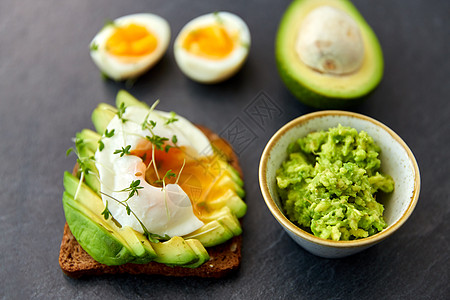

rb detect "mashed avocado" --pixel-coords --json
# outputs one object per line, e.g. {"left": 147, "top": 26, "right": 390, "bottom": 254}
{"left": 276, "top": 125, "right": 394, "bottom": 241}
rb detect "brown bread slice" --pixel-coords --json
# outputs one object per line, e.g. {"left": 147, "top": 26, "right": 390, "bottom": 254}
{"left": 59, "top": 125, "right": 244, "bottom": 278}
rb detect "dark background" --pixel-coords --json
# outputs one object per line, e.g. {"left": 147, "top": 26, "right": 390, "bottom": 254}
{"left": 0, "top": 0, "right": 448, "bottom": 299}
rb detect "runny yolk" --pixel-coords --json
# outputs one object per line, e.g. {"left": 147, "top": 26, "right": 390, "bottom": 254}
{"left": 131, "top": 142, "right": 232, "bottom": 219}
{"left": 182, "top": 25, "right": 234, "bottom": 59}
{"left": 106, "top": 23, "right": 157, "bottom": 57}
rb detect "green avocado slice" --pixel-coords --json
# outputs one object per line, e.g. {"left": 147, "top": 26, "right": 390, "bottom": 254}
{"left": 275, "top": 0, "right": 383, "bottom": 108}
{"left": 182, "top": 239, "right": 210, "bottom": 268}
{"left": 91, "top": 103, "right": 117, "bottom": 134}
{"left": 183, "top": 220, "right": 234, "bottom": 248}
{"left": 76, "top": 129, "right": 101, "bottom": 153}
{"left": 151, "top": 236, "right": 199, "bottom": 265}
{"left": 63, "top": 172, "right": 157, "bottom": 262}
{"left": 116, "top": 89, "right": 150, "bottom": 110}
{"left": 62, "top": 192, "right": 134, "bottom": 265}
{"left": 207, "top": 189, "right": 247, "bottom": 219}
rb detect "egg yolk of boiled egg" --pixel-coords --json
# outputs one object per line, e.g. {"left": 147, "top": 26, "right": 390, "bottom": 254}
{"left": 90, "top": 13, "right": 170, "bottom": 81}
{"left": 174, "top": 12, "right": 251, "bottom": 84}
{"left": 106, "top": 24, "right": 158, "bottom": 57}
{"left": 181, "top": 25, "right": 235, "bottom": 60}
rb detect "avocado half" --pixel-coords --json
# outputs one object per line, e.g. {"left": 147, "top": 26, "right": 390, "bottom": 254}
{"left": 275, "top": 0, "right": 384, "bottom": 108}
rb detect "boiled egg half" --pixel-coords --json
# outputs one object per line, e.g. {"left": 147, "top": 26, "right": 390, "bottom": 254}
{"left": 174, "top": 12, "right": 251, "bottom": 84}
{"left": 89, "top": 13, "right": 170, "bottom": 81}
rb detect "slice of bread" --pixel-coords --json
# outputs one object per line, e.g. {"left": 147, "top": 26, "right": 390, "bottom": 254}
{"left": 59, "top": 125, "right": 244, "bottom": 278}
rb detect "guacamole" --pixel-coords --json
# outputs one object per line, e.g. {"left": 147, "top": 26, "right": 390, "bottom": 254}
{"left": 276, "top": 125, "right": 394, "bottom": 241}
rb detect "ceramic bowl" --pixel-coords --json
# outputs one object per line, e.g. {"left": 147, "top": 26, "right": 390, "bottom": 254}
{"left": 259, "top": 111, "right": 420, "bottom": 258}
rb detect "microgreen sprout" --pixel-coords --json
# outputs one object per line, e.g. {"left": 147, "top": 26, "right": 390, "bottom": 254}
{"left": 154, "top": 170, "right": 176, "bottom": 186}
{"left": 165, "top": 111, "right": 178, "bottom": 125}
{"left": 66, "top": 140, "right": 99, "bottom": 200}
{"left": 101, "top": 179, "right": 167, "bottom": 243}
{"left": 102, "top": 19, "right": 115, "bottom": 29}
{"left": 99, "top": 191, "right": 168, "bottom": 243}
{"left": 146, "top": 135, "right": 169, "bottom": 151}
{"left": 90, "top": 43, "right": 98, "bottom": 51}
{"left": 114, "top": 145, "right": 131, "bottom": 157}
{"left": 213, "top": 11, "right": 224, "bottom": 24}
{"left": 98, "top": 129, "right": 115, "bottom": 151}
{"left": 117, "top": 102, "right": 128, "bottom": 123}
{"left": 117, "top": 179, "right": 144, "bottom": 202}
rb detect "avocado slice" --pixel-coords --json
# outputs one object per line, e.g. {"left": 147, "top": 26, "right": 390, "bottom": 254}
{"left": 116, "top": 89, "right": 150, "bottom": 109}
{"left": 199, "top": 207, "right": 242, "bottom": 236}
{"left": 275, "top": 0, "right": 383, "bottom": 108}
{"left": 62, "top": 192, "right": 134, "bottom": 265}
{"left": 76, "top": 129, "right": 101, "bottom": 153}
{"left": 75, "top": 146, "right": 100, "bottom": 194}
{"left": 91, "top": 103, "right": 117, "bottom": 134}
{"left": 74, "top": 129, "right": 101, "bottom": 193}
{"left": 183, "top": 220, "right": 234, "bottom": 248}
{"left": 182, "top": 239, "right": 210, "bottom": 268}
{"left": 63, "top": 172, "right": 157, "bottom": 262}
{"left": 207, "top": 189, "right": 247, "bottom": 219}
{"left": 151, "top": 236, "right": 199, "bottom": 265}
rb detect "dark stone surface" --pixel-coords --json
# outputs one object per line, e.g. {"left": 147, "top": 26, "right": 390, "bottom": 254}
{"left": 0, "top": 0, "right": 448, "bottom": 299}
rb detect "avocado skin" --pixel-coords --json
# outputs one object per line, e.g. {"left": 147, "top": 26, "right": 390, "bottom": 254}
{"left": 276, "top": 58, "right": 367, "bottom": 109}
{"left": 275, "top": 0, "right": 383, "bottom": 109}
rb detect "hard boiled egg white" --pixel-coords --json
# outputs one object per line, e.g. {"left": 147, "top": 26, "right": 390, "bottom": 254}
{"left": 174, "top": 12, "right": 251, "bottom": 84}
{"left": 90, "top": 13, "right": 170, "bottom": 81}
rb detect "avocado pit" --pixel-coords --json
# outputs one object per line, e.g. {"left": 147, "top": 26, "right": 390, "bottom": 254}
{"left": 295, "top": 6, "right": 365, "bottom": 75}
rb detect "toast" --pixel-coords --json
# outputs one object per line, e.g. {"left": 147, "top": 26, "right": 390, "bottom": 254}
{"left": 59, "top": 125, "right": 244, "bottom": 278}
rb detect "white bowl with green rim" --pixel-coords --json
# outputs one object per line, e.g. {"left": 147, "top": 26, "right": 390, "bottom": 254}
{"left": 259, "top": 111, "right": 420, "bottom": 258}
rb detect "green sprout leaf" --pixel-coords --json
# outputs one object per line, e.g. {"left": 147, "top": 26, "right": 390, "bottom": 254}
{"left": 118, "top": 179, "right": 144, "bottom": 201}
{"left": 165, "top": 111, "right": 178, "bottom": 125}
{"left": 90, "top": 43, "right": 98, "bottom": 51}
{"left": 66, "top": 147, "right": 74, "bottom": 157}
{"left": 104, "top": 129, "right": 115, "bottom": 138}
{"left": 146, "top": 135, "right": 169, "bottom": 151}
{"left": 154, "top": 169, "right": 176, "bottom": 186}
{"left": 98, "top": 140, "right": 105, "bottom": 151}
{"left": 101, "top": 201, "right": 110, "bottom": 220}
{"left": 117, "top": 102, "right": 128, "bottom": 123}
{"left": 114, "top": 145, "right": 131, "bottom": 157}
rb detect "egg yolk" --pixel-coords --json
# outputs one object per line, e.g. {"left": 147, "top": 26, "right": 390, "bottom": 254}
{"left": 131, "top": 142, "right": 233, "bottom": 219}
{"left": 182, "top": 25, "right": 235, "bottom": 59}
{"left": 106, "top": 24, "right": 157, "bottom": 57}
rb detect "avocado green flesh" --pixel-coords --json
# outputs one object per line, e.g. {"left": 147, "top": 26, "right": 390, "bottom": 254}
{"left": 63, "top": 172, "right": 156, "bottom": 261}
{"left": 207, "top": 189, "right": 247, "bottom": 219}
{"left": 76, "top": 129, "right": 101, "bottom": 153}
{"left": 151, "top": 236, "right": 199, "bottom": 265}
{"left": 200, "top": 207, "right": 242, "bottom": 236}
{"left": 184, "top": 220, "right": 234, "bottom": 248}
{"left": 182, "top": 239, "right": 210, "bottom": 268}
{"left": 63, "top": 192, "right": 134, "bottom": 265}
{"left": 91, "top": 103, "right": 117, "bottom": 134}
{"left": 116, "top": 89, "right": 150, "bottom": 110}
{"left": 276, "top": 125, "right": 394, "bottom": 241}
{"left": 63, "top": 91, "right": 246, "bottom": 267}
{"left": 275, "top": 0, "right": 384, "bottom": 108}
